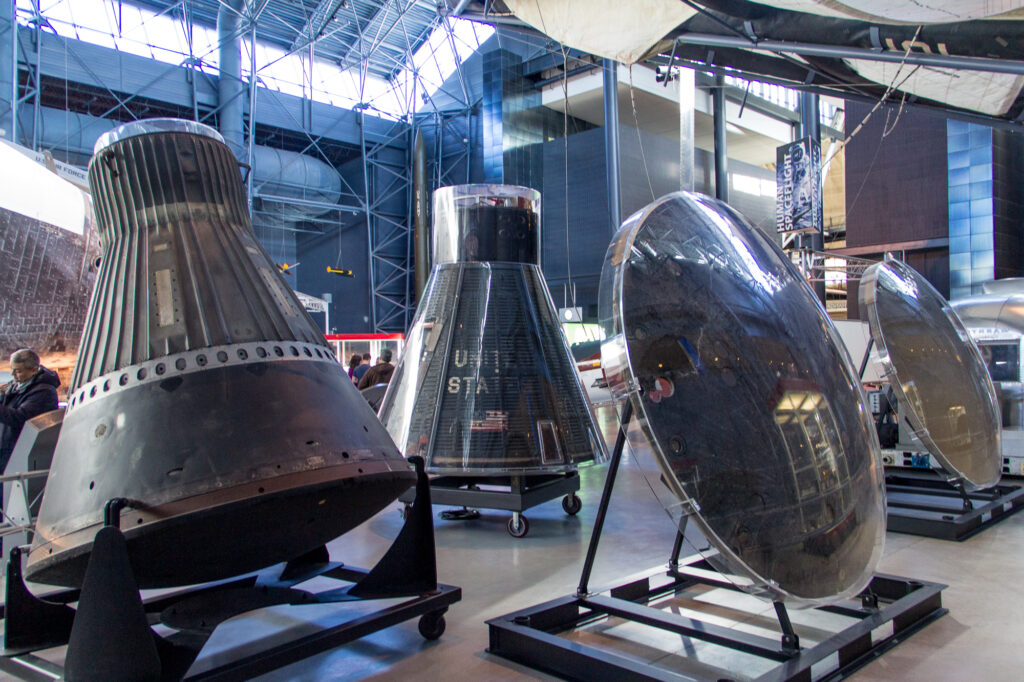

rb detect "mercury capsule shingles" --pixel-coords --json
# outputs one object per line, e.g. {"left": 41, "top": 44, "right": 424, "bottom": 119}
{"left": 25, "top": 119, "right": 414, "bottom": 588}
{"left": 379, "top": 185, "right": 606, "bottom": 474}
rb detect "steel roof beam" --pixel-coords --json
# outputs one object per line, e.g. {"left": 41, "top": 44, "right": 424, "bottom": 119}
{"left": 289, "top": 0, "right": 347, "bottom": 51}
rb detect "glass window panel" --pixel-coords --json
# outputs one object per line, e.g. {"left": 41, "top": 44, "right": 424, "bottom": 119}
{"left": 971, "top": 198, "right": 993, "bottom": 217}
{"left": 973, "top": 267, "right": 994, "bottom": 284}
{"left": 949, "top": 252, "right": 971, "bottom": 270}
{"left": 970, "top": 163, "right": 993, "bottom": 183}
{"left": 948, "top": 120, "right": 969, "bottom": 135}
{"left": 969, "top": 144, "right": 993, "bottom": 166}
{"left": 948, "top": 184, "right": 970, "bottom": 203}
{"left": 971, "top": 232, "right": 994, "bottom": 251}
{"left": 950, "top": 268, "right": 970, "bottom": 288}
{"left": 970, "top": 127, "right": 992, "bottom": 148}
{"left": 970, "top": 180, "right": 993, "bottom": 201}
{"left": 971, "top": 215, "right": 993, "bottom": 234}
{"left": 972, "top": 250, "right": 995, "bottom": 269}
{"left": 949, "top": 167, "right": 970, "bottom": 186}
{"left": 948, "top": 150, "right": 971, "bottom": 169}
{"left": 949, "top": 218, "right": 970, "bottom": 237}
{"left": 949, "top": 201, "right": 971, "bottom": 220}
{"left": 947, "top": 133, "right": 970, "bottom": 153}
{"left": 950, "top": 235, "right": 971, "bottom": 254}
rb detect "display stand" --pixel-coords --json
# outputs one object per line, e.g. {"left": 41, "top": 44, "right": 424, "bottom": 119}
{"left": 487, "top": 403, "right": 947, "bottom": 682}
{"left": 860, "top": 337, "right": 1024, "bottom": 540}
{"left": 0, "top": 456, "right": 461, "bottom": 682}
{"left": 398, "top": 471, "right": 582, "bottom": 538}
{"left": 884, "top": 467, "right": 1024, "bottom": 541}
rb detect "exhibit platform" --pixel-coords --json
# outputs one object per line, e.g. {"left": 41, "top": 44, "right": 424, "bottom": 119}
{"left": 884, "top": 466, "right": 1024, "bottom": 541}
{"left": 488, "top": 555, "right": 946, "bottom": 682}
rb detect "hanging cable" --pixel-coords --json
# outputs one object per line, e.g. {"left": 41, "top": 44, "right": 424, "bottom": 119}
{"left": 627, "top": 64, "right": 655, "bottom": 202}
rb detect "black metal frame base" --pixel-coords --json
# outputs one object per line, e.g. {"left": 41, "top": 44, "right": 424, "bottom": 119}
{"left": 487, "top": 556, "right": 947, "bottom": 682}
{"left": 486, "top": 401, "right": 946, "bottom": 682}
{"left": 398, "top": 471, "right": 582, "bottom": 537}
{"left": 885, "top": 467, "right": 1024, "bottom": 541}
{"left": 0, "top": 456, "right": 462, "bottom": 681}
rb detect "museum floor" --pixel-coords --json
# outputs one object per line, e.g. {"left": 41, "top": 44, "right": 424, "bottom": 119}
{"left": 39, "top": 401, "right": 1019, "bottom": 681}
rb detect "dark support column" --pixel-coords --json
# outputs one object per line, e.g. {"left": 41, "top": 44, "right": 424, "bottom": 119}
{"left": 800, "top": 92, "right": 827, "bottom": 304}
{"left": 217, "top": 0, "right": 245, "bottom": 158}
{"left": 603, "top": 58, "right": 621, "bottom": 235}
{"left": 413, "top": 128, "right": 429, "bottom": 302}
{"left": 713, "top": 73, "right": 728, "bottom": 202}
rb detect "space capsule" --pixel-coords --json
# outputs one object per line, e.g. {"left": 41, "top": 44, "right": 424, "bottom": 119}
{"left": 25, "top": 119, "right": 414, "bottom": 588}
{"left": 379, "top": 184, "right": 606, "bottom": 473}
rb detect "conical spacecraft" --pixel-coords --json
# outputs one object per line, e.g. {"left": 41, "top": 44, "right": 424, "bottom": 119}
{"left": 379, "top": 184, "right": 605, "bottom": 473}
{"left": 25, "top": 119, "right": 414, "bottom": 588}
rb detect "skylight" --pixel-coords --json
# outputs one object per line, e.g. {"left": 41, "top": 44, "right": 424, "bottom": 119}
{"left": 26, "top": 1, "right": 492, "bottom": 120}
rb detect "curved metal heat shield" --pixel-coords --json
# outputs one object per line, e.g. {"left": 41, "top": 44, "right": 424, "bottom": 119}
{"left": 600, "top": 191, "right": 886, "bottom": 607}
{"left": 861, "top": 258, "right": 1001, "bottom": 489}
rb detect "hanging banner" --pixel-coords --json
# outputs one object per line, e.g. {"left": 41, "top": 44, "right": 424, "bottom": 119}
{"left": 776, "top": 137, "right": 822, "bottom": 236}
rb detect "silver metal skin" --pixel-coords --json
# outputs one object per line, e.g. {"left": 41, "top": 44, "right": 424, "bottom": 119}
{"left": 600, "top": 191, "right": 886, "bottom": 607}
{"left": 430, "top": 184, "right": 541, "bottom": 265}
{"left": 93, "top": 118, "right": 224, "bottom": 154}
{"left": 26, "top": 119, "right": 414, "bottom": 589}
{"left": 862, "top": 259, "right": 1002, "bottom": 490}
{"left": 380, "top": 185, "right": 606, "bottom": 474}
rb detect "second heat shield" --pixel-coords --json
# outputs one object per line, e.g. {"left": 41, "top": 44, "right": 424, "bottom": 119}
{"left": 25, "top": 119, "right": 413, "bottom": 588}
{"left": 379, "top": 185, "right": 606, "bottom": 473}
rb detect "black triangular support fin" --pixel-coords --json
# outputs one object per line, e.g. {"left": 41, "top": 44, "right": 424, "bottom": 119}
{"left": 64, "top": 524, "right": 162, "bottom": 681}
{"left": 349, "top": 455, "right": 437, "bottom": 598}
{"left": 3, "top": 545, "right": 77, "bottom": 652}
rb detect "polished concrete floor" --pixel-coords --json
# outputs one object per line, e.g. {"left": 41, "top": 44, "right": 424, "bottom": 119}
{"left": 167, "top": 406, "right": 1024, "bottom": 681}
{"left": 15, "top": 403, "right": 1018, "bottom": 680}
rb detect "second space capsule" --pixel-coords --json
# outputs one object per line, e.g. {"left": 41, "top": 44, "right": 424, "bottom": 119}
{"left": 379, "top": 184, "right": 606, "bottom": 474}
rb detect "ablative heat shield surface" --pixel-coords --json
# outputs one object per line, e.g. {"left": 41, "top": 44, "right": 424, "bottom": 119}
{"left": 26, "top": 120, "right": 413, "bottom": 588}
{"left": 861, "top": 259, "right": 1001, "bottom": 489}
{"left": 380, "top": 184, "right": 605, "bottom": 474}
{"left": 600, "top": 191, "right": 885, "bottom": 606}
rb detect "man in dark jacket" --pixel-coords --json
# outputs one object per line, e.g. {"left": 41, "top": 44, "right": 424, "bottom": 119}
{"left": 357, "top": 348, "right": 395, "bottom": 390}
{"left": 352, "top": 352, "right": 372, "bottom": 384}
{"left": 0, "top": 349, "right": 60, "bottom": 471}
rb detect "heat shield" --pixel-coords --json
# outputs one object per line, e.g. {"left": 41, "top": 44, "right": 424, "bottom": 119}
{"left": 861, "top": 258, "right": 1001, "bottom": 489}
{"left": 600, "top": 191, "right": 885, "bottom": 607}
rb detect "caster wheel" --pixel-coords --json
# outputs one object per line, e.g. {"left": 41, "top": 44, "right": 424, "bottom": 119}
{"left": 507, "top": 514, "right": 530, "bottom": 538}
{"left": 562, "top": 494, "right": 582, "bottom": 515}
{"left": 418, "top": 613, "right": 446, "bottom": 640}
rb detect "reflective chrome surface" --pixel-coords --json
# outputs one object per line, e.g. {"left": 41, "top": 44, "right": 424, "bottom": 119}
{"left": 861, "top": 259, "right": 1001, "bottom": 489}
{"left": 432, "top": 184, "right": 540, "bottom": 265}
{"left": 380, "top": 185, "right": 605, "bottom": 474}
{"left": 599, "top": 191, "right": 885, "bottom": 607}
{"left": 93, "top": 118, "right": 224, "bottom": 154}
